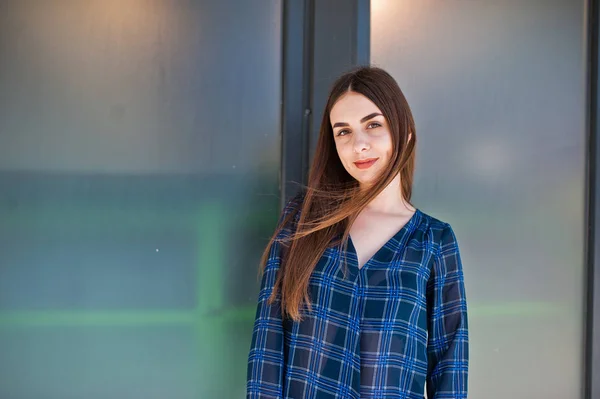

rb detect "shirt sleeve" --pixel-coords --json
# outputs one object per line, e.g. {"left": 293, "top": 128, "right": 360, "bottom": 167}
{"left": 246, "top": 194, "right": 303, "bottom": 398}
{"left": 246, "top": 242, "right": 285, "bottom": 399}
{"left": 426, "top": 223, "right": 469, "bottom": 399}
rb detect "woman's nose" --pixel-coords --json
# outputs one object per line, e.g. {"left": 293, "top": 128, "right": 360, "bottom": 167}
{"left": 353, "top": 134, "right": 370, "bottom": 153}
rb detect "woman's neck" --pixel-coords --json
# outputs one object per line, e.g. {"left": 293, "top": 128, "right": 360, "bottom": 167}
{"left": 361, "top": 174, "right": 415, "bottom": 215}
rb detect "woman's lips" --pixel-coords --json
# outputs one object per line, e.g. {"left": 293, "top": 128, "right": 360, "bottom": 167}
{"left": 354, "top": 158, "right": 378, "bottom": 169}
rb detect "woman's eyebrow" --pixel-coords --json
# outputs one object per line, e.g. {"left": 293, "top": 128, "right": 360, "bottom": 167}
{"left": 332, "top": 112, "right": 383, "bottom": 128}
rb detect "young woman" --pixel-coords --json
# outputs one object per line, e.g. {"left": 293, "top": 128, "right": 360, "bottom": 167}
{"left": 247, "top": 66, "right": 468, "bottom": 399}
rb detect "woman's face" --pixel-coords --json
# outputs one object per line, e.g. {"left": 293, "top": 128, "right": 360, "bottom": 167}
{"left": 330, "top": 91, "right": 393, "bottom": 188}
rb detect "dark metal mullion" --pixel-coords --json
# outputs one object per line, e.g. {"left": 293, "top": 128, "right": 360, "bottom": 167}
{"left": 309, "top": 0, "right": 371, "bottom": 164}
{"left": 302, "top": 0, "right": 315, "bottom": 187}
{"left": 586, "top": 0, "right": 600, "bottom": 398}
{"left": 281, "top": 0, "right": 370, "bottom": 205}
{"left": 281, "top": 0, "right": 313, "bottom": 205}
{"left": 355, "top": 0, "right": 370, "bottom": 66}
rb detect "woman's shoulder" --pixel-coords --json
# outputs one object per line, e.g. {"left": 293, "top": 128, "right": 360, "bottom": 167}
{"left": 274, "top": 189, "right": 307, "bottom": 239}
{"left": 279, "top": 189, "right": 307, "bottom": 226}
{"left": 282, "top": 189, "right": 307, "bottom": 215}
{"left": 413, "top": 208, "right": 460, "bottom": 249}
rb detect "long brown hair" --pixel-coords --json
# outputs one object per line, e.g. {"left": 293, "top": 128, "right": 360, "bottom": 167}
{"left": 259, "top": 66, "right": 416, "bottom": 321}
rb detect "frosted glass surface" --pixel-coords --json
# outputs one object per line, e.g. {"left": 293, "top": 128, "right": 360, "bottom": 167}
{"left": 372, "top": 1, "right": 586, "bottom": 398}
{"left": 0, "top": 1, "right": 282, "bottom": 397}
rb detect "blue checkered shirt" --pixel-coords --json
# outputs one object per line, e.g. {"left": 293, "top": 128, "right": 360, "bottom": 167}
{"left": 247, "top": 194, "right": 469, "bottom": 398}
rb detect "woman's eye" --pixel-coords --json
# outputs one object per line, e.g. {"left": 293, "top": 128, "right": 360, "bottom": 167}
{"left": 367, "top": 122, "right": 381, "bottom": 129}
{"left": 337, "top": 129, "right": 350, "bottom": 136}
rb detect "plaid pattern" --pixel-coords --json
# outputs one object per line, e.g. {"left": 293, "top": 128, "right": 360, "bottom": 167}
{"left": 247, "top": 194, "right": 468, "bottom": 398}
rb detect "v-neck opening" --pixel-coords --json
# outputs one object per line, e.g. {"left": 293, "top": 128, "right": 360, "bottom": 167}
{"left": 347, "top": 209, "right": 421, "bottom": 270}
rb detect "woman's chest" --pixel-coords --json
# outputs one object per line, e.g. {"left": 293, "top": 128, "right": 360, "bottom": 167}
{"left": 303, "top": 248, "right": 433, "bottom": 337}
{"left": 349, "top": 211, "right": 416, "bottom": 269}
{"left": 307, "top": 243, "right": 434, "bottom": 307}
